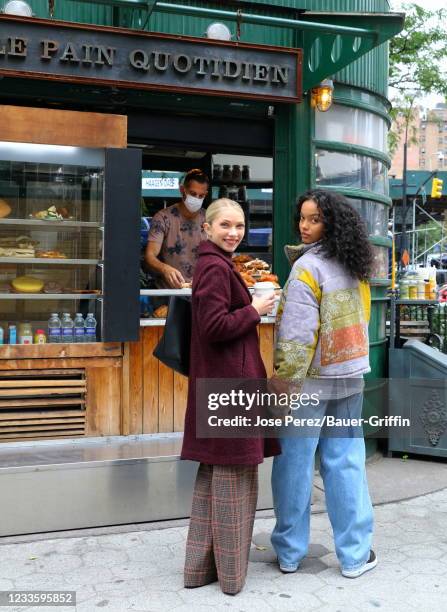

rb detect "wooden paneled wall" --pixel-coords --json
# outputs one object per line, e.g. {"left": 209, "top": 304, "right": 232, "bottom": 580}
{"left": 122, "top": 324, "right": 275, "bottom": 435}
{"left": 0, "top": 344, "right": 123, "bottom": 441}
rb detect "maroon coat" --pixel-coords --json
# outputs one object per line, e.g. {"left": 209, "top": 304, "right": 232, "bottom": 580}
{"left": 181, "top": 240, "right": 280, "bottom": 465}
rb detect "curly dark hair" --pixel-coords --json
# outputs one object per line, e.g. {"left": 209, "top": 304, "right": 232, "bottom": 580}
{"left": 296, "top": 189, "right": 373, "bottom": 281}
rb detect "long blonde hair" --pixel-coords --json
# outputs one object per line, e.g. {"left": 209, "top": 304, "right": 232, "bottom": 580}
{"left": 205, "top": 198, "right": 245, "bottom": 225}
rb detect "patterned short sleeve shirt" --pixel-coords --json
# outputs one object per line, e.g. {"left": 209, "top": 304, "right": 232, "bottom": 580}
{"left": 148, "top": 203, "right": 207, "bottom": 286}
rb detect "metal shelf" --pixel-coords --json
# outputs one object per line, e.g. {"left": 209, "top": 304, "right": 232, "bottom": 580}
{"left": 140, "top": 289, "right": 192, "bottom": 296}
{"left": 0, "top": 219, "right": 103, "bottom": 229}
{"left": 0, "top": 293, "right": 102, "bottom": 300}
{"left": 139, "top": 316, "right": 275, "bottom": 326}
{"left": 0, "top": 257, "right": 101, "bottom": 265}
{"left": 212, "top": 180, "right": 272, "bottom": 188}
{"left": 395, "top": 299, "right": 439, "bottom": 305}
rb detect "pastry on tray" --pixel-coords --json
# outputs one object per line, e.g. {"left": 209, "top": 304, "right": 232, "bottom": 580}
{"left": 0, "top": 235, "right": 38, "bottom": 257}
{"left": 244, "top": 258, "right": 270, "bottom": 271}
{"left": 0, "top": 247, "right": 35, "bottom": 257}
{"left": 11, "top": 275, "right": 44, "bottom": 293}
{"left": 239, "top": 271, "right": 256, "bottom": 287}
{"left": 33, "top": 205, "right": 63, "bottom": 221}
{"left": 153, "top": 305, "right": 168, "bottom": 318}
{"left": 43, "top": 281, "right": 63, "bottom": 294}
{"left": 259, "top": 273, "right": 279, "bottom": 284}
{"left": 233, "top": 254, "right": 252, "bottom": 264}
{"left": 36, "top": 250, "right": 67, "bottom": 259}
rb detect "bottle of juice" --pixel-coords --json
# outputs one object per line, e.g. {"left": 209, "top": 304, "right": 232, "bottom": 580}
{"left": 399, "top": 279, "right": 409, "bottom": 299}
{"left": 408, "top": 274, "right": 418, "bottom": 300}
{"left": 429, "top": 267, "right": 437, "bottom": 300}
{"left": 18, "top": 322, "right": 33, "bottom": 345}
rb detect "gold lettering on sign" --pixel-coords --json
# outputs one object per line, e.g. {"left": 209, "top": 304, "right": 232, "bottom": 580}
{"left": 95, "top": 46, "right": 116, "bottom": 66}
{"left": 153, "top": 51, "right": 170, "bottom": 71}
{"left": 0, "top": 37, "right": 27, "bottom": 57}
{"left": 41, "top": 39, "right": 58, "bottom": 60}
{"left": 60, "top": 42, "right": 80, "bottom": 63}
{"left": 129, "top": 49, "right": 150, "bottom": 71}
{"left": 172, "top": 54, "right": 192, "bottom": 73}
{"left": 82, "top": 44, "right": 94, "bottom": 64}
{"left": 193, "top": 56, "right": 208, "bottom": 76}
{"left": 9, "top": 37, "right": 27, "bottom": 57}
{"left": 241, "top": 62, "right": 251, "bottom": 81}
{"left": 253, "top": 63, "right": 269, "bottom": 82}
{"left": 210, "top": 59, "right": 220, "bottom": 78}
{"left": 223, "top": 60, "right": 241, "bottom": 79}
{"left": 272, "top": 65, "right": 289, "bottom": 85}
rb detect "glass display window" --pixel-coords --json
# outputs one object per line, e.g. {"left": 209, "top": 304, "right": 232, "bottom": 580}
{"left": 315, "top": 104, "right": 388, "bottom": 153}
{"left": 0, "top": 142, "right": 104, "bottom": 341}
{"left": 370, "top": 245, "right": 390, "bottom": 279}
{"left": 315, "top": 149, "right": 389, "bottom": 196}
{"left": 346, "top": 199, "right": 389, "bottom": 237}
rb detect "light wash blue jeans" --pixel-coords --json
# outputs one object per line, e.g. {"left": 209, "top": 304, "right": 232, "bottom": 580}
{"left": 271, "top": 392, "right": 374, "bottom": 572}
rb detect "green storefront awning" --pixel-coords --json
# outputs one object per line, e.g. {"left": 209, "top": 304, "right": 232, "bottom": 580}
{"left": 70, "top": 1, "right": 404, "bottom": 92}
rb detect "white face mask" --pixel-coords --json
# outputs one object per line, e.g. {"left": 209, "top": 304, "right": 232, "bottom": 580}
{"left": 183, "top": 194, "right": 204, "bottom": 213}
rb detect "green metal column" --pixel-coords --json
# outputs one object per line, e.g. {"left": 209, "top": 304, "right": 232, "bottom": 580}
{"left": 273, "top": 100, "right": 312, "bottom": 285}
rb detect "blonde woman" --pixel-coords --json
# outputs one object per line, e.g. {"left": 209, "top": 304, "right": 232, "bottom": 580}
{"left": 181, "top": 199, "right": 280, "bottom": 595}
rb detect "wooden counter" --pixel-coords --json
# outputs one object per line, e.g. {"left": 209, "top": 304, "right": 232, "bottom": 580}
{"left": 122, "top": 322, "right": 275, "bottom": 436}
{"left": 0, "top": 324, "right": 275, "bottom": 442}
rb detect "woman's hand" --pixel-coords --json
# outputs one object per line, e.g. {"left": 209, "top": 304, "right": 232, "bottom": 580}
{"left": 252, "top": 292, "right": 276, "bottom": 316}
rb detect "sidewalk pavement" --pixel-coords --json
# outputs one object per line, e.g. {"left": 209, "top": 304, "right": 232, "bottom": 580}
{"left": 1, "top": 456, "right": 447, "bottom": 612}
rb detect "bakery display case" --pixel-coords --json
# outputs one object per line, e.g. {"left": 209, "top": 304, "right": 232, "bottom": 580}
{"left": 0, "top": 142, "right": 141, "bottom": 343}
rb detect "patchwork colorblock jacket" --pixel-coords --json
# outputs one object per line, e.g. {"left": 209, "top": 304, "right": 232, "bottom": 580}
{"left": 274, "top": 242, "right": 371, "bottom": 383}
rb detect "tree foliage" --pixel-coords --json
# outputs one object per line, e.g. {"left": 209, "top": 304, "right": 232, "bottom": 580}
{"left": 388, "top": 3, "right": 447, "bottom": 156}
{"left": 389, "top": 2, "right": 447, "bottom": 97}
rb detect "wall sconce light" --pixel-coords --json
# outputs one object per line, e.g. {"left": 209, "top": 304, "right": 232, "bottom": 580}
{"left": 205, "top": 23, "right": 232, "bottom": 41}
{"left": 311, "top": 79, "right": 334, "bottom": 112}
{"left": 2, "top": 0, "right": 33, "bottom": 15}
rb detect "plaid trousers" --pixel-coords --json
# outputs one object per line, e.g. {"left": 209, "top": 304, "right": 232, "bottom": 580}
{"left": 184, "top": 463, "right": 258, "bottom": 595}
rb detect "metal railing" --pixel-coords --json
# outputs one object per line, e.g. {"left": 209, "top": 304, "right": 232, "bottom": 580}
{"left": 390, "top": 297, "right": 447, "bottom": 353}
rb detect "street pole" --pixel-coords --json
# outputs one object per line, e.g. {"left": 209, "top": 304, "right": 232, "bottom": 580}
{"left": 401, "top": 122, "right": 409, "bottom": 268}
{"left": 400, "top": 97, "right": 416, "bottom": 270}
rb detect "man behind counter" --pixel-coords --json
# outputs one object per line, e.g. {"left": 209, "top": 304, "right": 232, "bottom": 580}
{"left": 145, "top": 169, "right": 209, "bottom": 289}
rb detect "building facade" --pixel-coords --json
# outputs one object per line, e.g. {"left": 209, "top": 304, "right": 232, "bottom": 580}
{"left": 0, "top": 0, "right": 403, "bottom": 534}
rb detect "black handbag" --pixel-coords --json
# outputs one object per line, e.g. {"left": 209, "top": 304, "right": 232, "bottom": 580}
{"left": 153, "top": 295, "right": 192, "bottom": 376}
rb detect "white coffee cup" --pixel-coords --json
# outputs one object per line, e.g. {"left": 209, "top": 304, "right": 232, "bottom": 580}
{"left": 253, "top": 281, "right": 275, "bottom": 296}
{"left": 253, "top": 282, "right": 278, "bottom": 316}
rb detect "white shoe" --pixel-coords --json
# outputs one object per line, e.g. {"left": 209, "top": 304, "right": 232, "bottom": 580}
{"left": 341, "top": 550, "right": 377, "bottom": 578}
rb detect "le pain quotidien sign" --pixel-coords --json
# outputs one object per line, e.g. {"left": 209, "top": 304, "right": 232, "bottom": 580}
{"left": 0, "top": 15, "right": 302, "bottom": 103}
